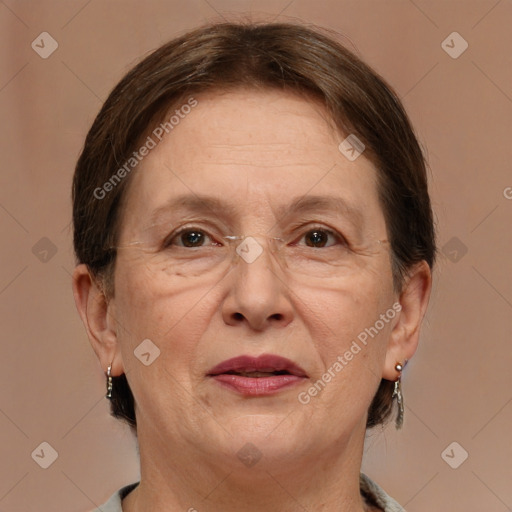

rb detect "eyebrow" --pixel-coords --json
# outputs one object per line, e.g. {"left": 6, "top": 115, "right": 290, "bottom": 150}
{"left": 147, "top": 194, "right": 239, "bottom": 227}
{"left": 146, "top": 193, "right": 364, "bottom": 229}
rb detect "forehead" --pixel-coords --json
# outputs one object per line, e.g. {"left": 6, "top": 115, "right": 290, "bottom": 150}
{"left": 119, "top": 89, "right": 385, "bottom": 235}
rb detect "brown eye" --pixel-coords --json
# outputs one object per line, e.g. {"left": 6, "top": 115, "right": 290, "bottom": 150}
{"left": 180, "top": 231, "right": 205, "bottom": 247}
{"left": 165, "top": 228, "right": 214, "bottom": 248}
{"left": 301, "top": 228, "right": 343, "bottom": 248}
{"left": 305, "top": 230, "right": 329, "bottom": 247}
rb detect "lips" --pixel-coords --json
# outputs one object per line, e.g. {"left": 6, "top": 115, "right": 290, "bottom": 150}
{"left": 207, "top": 354, "right": 308, "bottom": 396}
{"left": 208, "top": 354, "right": 307, "bottom": 378}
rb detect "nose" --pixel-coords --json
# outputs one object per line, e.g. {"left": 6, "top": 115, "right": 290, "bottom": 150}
{"left": 221, "top": 237, "right": 294, "bottom": 331}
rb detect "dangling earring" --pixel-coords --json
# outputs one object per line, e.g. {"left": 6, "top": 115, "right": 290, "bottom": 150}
{"left": 106, "top": 362, "right": 113, "bottom": 400}
{"left": 392, "top": 361, "right": 405, "bottom": 429}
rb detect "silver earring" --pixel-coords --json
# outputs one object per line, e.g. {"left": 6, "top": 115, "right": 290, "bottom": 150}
{"left": 106, "top": 362, "right": 113, "bottom": 399}
{"left": 392, "top": 362, "right": 404, "bottom": 429}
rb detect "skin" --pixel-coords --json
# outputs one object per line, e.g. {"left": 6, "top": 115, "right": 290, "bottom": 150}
{"left": 73, "top": 89, "right": 431, "bottom": 512}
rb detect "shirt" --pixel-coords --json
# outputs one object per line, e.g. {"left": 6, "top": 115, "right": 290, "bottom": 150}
{"left": 92, "top": 473, "right": 405, "bottom": 511}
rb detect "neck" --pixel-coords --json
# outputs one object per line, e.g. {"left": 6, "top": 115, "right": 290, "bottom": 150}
{"left": 122, "top": 421, "right": 373, "bottom": 512}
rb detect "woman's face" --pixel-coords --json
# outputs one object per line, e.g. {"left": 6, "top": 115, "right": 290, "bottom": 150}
{"left": 111, "top": 89, "right": 399, "bottom": 470}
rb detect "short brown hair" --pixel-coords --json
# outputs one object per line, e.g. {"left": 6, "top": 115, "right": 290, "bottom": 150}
{"left": 73, "top": 21, "right": 436, "bottom": 432}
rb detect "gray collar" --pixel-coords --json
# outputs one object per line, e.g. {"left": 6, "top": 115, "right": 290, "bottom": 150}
{"left": 94, "top": 474, "right": 405, "bottom": 512}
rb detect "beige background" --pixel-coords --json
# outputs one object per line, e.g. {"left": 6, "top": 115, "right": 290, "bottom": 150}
{"left": 1, "top": 1, "right": 511, "bottom": 511}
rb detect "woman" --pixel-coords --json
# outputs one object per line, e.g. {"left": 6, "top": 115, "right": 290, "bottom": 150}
{"left": 72, "top": 21, "right": 434, "bottom": 512}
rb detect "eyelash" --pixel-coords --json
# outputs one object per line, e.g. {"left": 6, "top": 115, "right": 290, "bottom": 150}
{"left": 163, "top": 225, "right": 349, "bottom": 249}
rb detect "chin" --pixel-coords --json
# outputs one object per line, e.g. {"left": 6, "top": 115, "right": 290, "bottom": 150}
{"left": 220, "top": 413, "right": 311, "bottom": 463}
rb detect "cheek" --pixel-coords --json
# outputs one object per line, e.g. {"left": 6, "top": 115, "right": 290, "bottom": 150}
{"left": 113, "top": 261, "right": 213, "bottom": 374}
{"left": 294, "top": 264, "right": 395, "bottom": 405}
{"left": 295, "top": 283, "right": 392, "bottom": 422}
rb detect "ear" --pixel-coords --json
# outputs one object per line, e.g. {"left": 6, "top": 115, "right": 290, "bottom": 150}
{"left": 72, "top": 264, "right": 123, "bottom": 376}
{"left": 382, "top": 260, "right": 432, "bottom": 380}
